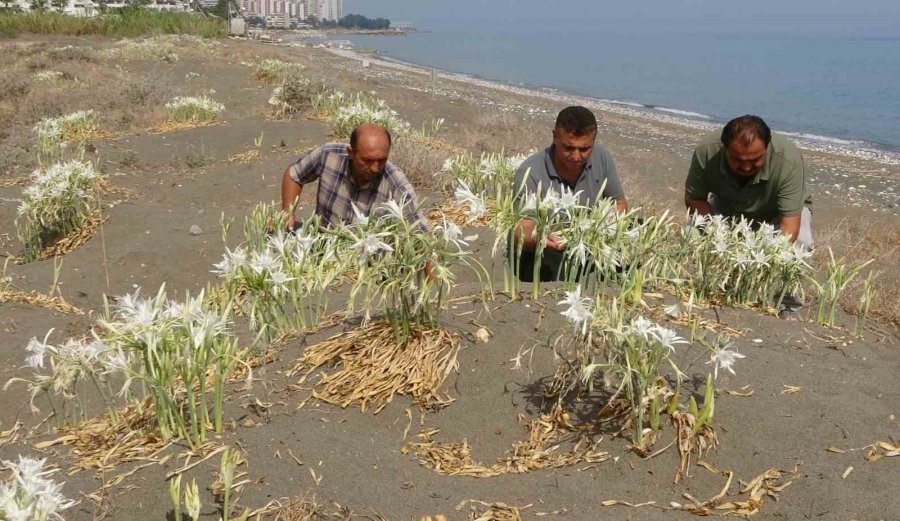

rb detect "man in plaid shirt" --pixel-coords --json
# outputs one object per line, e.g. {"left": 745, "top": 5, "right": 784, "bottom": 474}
{"left": 280, "top": 123, "right": 427, "bottom": 230}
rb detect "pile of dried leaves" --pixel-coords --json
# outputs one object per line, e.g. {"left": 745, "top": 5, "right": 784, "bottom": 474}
{"left": 0, "top": 283, "right": 83, "bottom": 314}
{"left": 602, "top": 465, "right": 798, "bottom": 517}
{"left": 407, "top": 407, "right": 609, "bottom": 477}
{"left": 291, "top": 322, "right": 459, "bottom": 413}
{"left": 865, "top": 440, "right": 900, "bottom": 462}
{"left": 427, "top": 201, "right": 494, "bottom": 228}
{"left": 35, "top": 400, "right": 171, "bottom": 473}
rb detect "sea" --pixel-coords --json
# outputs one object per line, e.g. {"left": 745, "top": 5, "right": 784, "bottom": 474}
{"left": 333, "top": 25, "right": 900, "bottom": 156}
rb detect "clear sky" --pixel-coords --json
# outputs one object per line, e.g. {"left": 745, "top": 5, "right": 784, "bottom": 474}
{"left": 343, "top": 0, "right": 900, "bottom": 38}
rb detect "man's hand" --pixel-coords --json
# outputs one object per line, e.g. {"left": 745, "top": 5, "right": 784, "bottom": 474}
{"left": 685, "top": 197, "right": 712, "bottom": 215}
{"left": 423, "top": 260, "right": 436, "bottom": 283}
{"left": 281, "top": 166, "right": 303, "bottom": 231}
{"left": 544, "top": 234, "right": 566, "bottom": 252}
{"left": 779, "top": 214, "right": 801, "bottom": 243}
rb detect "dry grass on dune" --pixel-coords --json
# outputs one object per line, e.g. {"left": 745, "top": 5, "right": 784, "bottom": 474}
{"left": 813, "top": 218, "right": 900, "bottom": 329}
{"left": 456, "top": 111, "right": 545, "bottom": 155}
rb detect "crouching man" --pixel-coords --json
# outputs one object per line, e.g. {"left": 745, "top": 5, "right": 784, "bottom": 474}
{"left": 684, "top": 114, "right": 813, "bottom": 317}
{"left": 280, "top": 123, "right": 426, "bottom": 230}
{"left": 513, "top": 106, "right": 628, "bottom": 282}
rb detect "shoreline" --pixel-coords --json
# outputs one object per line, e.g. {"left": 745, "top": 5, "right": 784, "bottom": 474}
{"left": 320, "top": 45, "right": 900, "bottom": 166}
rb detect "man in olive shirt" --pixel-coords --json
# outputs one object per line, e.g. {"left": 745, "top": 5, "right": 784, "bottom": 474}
{"left": 513, "top": 106, "right": 628, "bottom": 281}
{"left": 684, "top": 114, "right": 813, "bottom": 248}
{"left": 685, "top": 115, "right": 812, "bottom": 318}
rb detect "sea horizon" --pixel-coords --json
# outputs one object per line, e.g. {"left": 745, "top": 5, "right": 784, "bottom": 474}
{"left": 324, "top": 27, "right": 900, "bottom": 156}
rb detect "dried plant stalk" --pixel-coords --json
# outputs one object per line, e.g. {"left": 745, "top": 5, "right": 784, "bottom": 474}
{"left": 408, "top": 407, "right": 609, "bottom": 477}
{"left": 293, "top": 323, "right": 459, "bottom": 413}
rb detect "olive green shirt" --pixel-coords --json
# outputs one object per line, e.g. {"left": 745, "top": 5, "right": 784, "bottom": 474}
{"left": 685, "top": 132, "right": 808, "bottom": 221}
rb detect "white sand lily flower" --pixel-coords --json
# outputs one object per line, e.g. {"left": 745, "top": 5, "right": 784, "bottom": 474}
{"left": 707, "top": 342, "right": 746, "bottom": 379}
{"left": 557, "top": 187, "right": 583, "bottom": 214}
{"left": 268, "top": 270, "right": 294, "bottom": 294}
{"left": 558, "top": 285, "right": 593, "bottom": 335}
{"left": 654, "top": 326, "right": 688, "bottom": 354}
{"left": 380, "top": 198, "right": 407, "bottom": 221}
{"left": 24, "top": 329, "right": 55, "bottom": 369}
{"left": 663, "top": 302, "right": 682, "bottom": 319}
{"left": 355, "top": 232, "right": 394, "bottom": 261}
{"left": 350, "top": 202, "right": 369, "bottom": 227}
{"left": 454, "top": 181, "right": 486, "bottom": 220}
{"left": 249, "top": 250, "right": 279, "bottom": 274}
{"left": 437, "top": 217, "right": 468, "bottom": 250}
{"left": 1, "top": 456, "right": 74, "bottom": 521}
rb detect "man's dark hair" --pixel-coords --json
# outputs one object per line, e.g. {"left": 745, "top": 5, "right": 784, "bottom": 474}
{"left": 350, "top": 124, "right": 392, "bottom": 149}
{"left": 554, "top": 106, "right": 597, "bottom": 136}
{"left": 721, "top": 115, "right": 771, "bottom": 147}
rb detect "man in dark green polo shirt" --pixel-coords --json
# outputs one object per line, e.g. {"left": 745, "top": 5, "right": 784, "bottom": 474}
{"left": 513, "top": 106, "right": 628, "bottom": 281}
{"left": 684, "top": 114, "right": 813, "bottom": 248}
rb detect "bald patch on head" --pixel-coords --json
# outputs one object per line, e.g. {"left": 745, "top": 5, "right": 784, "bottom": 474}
{"left": 352, "top": 123, "right": 391, "bottom": 151}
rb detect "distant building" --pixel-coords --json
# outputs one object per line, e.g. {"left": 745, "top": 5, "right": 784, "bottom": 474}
{"left": 240, "top": 0, "right": 303, "bottom": 19}
{"left": 319, "top": 0, "right": 340, "bottom": 21}
{"left": 391, "top": 21, "right": 415, "bottom": 31}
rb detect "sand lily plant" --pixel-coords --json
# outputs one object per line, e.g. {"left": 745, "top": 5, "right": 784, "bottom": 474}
{"left": 166, "top": 94, "right": 225, "bottom": 124}
{"left": 16, "top": 160, "right": 102, "bottom": 262}
{"left": 99, "top": 285, "right": 249, "bottom": 447}
{"left": 215, "top": 205, "right": 344, "bottom": 339}
{"left": 677, "top": 214, "right": 813, "bottom": 307}
{"left": 0, "top": 456, "right": 74, "bottom": 521}
{"left": 254, "top": 58, "right": 304, "bottom": 83}
{"left": 815, "top": 248, "right": 874, "bottom": 327}
{"left": 329, "top": 197, "right": 488, "bottom": 339}
{"left": 33, "top": 110, "right": 98, "bottom": 161}
{"left": 327, "top": 92, "right": 412, "bottom": 139}
{"left": 576, "top": 311, "right": 687, "bottom": 452}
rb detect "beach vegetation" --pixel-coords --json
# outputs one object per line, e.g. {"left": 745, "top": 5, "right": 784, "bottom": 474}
{"left": 165, "top": 94, "right": 224, "bottom": 124}
{"left": 33, "top": 109, "right": 98, "bottom": 160}
{"left": 15, "top": 159, "right": 102, "bottom": 262}
{"left": 815, "top": 249, "right": 872, "bottom": 327}
{"left": 268, "top": 76, "right": 323, "bottom": 119}
{"left": 0, "top": 456, "right": 74, "bottom": 520}
{"left": 254, "top": 58, "right": 304, "bottom": 83}
{"left": 0, "top": 8, "right": 226, "bottom": 39}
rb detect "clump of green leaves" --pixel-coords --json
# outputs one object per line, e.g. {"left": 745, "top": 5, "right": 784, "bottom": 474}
{"left": 268, "top": 76, "right": 324, "bottom": 119}
{"left": 677, "top": 214, "right": 813, "bottom": 307}
{"left": 33, "top": 110, "right": 98, "bottom": 161}
{"left": 99, "top": 285, "right": 249, "bottom": 447}
{"left": 16, "top": 160, "right": 102, "bottom": 262}
{"left": 815, "top": 248, "right": 873, "bottom": 327}
{"left": 254, "top": 58, "right": 304, "bottom": 83}
{"left": 165, "top": 94, "right": 224, "bottom": 123}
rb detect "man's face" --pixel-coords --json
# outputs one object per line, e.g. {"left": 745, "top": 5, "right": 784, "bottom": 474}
{"left": 347, "top": 134, "right": 390, "bottom": 185}
{"left": 552, "top": 129, "right": 596, "bottom": 174}
{"left": 725, "top": 137, "right": 767, "bottom": 178}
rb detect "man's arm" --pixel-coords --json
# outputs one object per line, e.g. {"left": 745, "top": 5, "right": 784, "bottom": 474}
{"left": 684, "top": 197, "right": 712, "bottom": 215}
{"left": 281, "top": 167, "right": 303, "bottom": 229}
{"left": 779, "top": 215, "right": 801, "bottom": 242}
{"left": 281, "top": 146, "right": 325, "bottom": 229}
{"left": 684, "top": 148, "right": 711, "bottom": 215}
{"left": 776, "top": 154, "right": 806, "bottom": 243}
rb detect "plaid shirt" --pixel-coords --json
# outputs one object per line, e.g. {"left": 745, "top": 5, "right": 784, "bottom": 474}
{"left": 288, "top": 143, "right": 427, "bottom": 229}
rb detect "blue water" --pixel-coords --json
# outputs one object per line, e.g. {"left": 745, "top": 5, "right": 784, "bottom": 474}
{"left": 342, "top": 26, "right": 900, "bottom": 149}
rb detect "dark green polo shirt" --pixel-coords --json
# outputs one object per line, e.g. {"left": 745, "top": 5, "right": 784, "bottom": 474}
{"left": 685, "top": 132, "right": 808, "bottom": 221}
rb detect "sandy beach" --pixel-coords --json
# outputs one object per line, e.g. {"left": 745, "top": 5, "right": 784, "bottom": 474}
{"left": 0, "top": 34, "right": 898, "bottom": 520}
